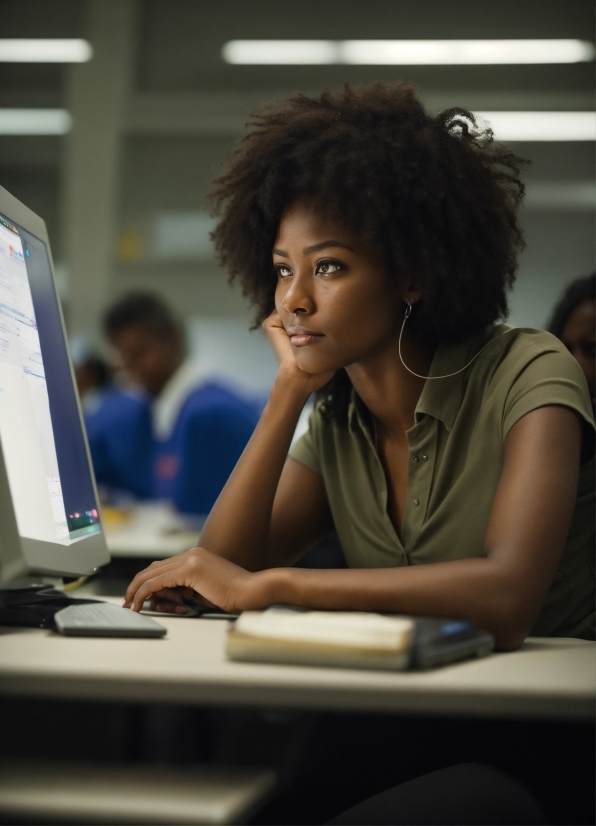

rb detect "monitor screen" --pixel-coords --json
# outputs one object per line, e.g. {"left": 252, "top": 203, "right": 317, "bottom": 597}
{"left": 0, "top": 212, "right": 100, "bottom": 545}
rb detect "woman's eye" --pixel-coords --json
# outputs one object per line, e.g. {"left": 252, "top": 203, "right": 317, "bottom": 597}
{"left": 275, "top": 264, "right": 292, "bottom": 277}
{"left": 315, "top": 260, "right": 343, "bottom": 275}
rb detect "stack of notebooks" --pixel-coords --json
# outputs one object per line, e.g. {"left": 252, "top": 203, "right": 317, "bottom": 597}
{"left": 226, "top": 606, "right": 494, "bottom": 671}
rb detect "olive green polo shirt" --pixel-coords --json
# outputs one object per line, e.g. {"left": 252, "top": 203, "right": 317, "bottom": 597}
{"left": 290, "top": 325, "right": 595, "bottom": 640}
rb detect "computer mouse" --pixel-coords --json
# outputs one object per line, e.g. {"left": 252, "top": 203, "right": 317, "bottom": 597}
{"left": 139, "top": 598, "right": 200, "bottom": 617}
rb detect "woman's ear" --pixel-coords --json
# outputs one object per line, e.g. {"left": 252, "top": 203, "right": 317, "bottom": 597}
{"left": 403, "top": 283, "right": 424, "bottom": 306}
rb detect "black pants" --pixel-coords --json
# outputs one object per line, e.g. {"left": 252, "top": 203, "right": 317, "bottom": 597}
{"left": 328, "top": 763, "right": 547, "bottom": 825}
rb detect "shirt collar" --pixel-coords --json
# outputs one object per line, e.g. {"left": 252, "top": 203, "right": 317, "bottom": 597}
{"left": 413, "top": 338, "right": 470, "bottom": 431}
{"left": 152, "top": 359, "right": 205, "bottom": 441}
{"left": 347, "top": 327, "right": 499, "bottom": 433}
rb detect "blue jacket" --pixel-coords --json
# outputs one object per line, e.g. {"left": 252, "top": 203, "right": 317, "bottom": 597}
{"left": 84, "top": 388, "right": 154, "bottom": 500}
{"left": 152, "top": 381, "right": 259, "bottom": 515}
{"left": 85, "top": 381, "right": 259, "bottom": 516}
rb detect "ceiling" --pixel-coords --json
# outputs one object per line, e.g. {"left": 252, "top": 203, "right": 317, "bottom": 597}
{"left": 0, "top": 0, "right": 593, "bottom": 335}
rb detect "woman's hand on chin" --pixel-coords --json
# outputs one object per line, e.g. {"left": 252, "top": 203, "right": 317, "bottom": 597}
{"left": 122, "top": 547, "right": 279, "bottom": 614}
{"left": 263, "top": 310, "right": 335, "bottom": 396}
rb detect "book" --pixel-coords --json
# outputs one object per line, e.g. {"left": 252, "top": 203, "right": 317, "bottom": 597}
{"left": 226, "top": 606, "right": 495, "bottom": 672}
{"left": 225, "top": 606, "right": 414, "bottom": 671}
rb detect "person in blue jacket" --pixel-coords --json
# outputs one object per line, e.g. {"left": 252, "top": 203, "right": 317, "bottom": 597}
{"left": 86, "top": 291, "right": 259, "bottom": 516}
{"left": 75, "top": 353, "right": 154, "bottom": 500}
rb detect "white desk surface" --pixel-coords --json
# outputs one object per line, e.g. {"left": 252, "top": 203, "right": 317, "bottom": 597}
{"left": 0, "top": 608, "right": 593, "bottom": 721}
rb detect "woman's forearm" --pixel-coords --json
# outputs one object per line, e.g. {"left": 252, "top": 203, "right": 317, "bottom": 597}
{"left": 273, "top": 558, "right": 534, "bottom": 650}
{"left": 199, "top": 377, "right": 308, "bottom": 570}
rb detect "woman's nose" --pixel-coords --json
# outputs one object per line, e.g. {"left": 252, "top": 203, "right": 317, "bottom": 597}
{"left": 280, "top": 273, "right": 315, "bottom": 315}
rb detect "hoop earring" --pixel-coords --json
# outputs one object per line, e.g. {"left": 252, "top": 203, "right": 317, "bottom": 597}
{"left": 399, "top": 303, "right": 493, "bottom": 380}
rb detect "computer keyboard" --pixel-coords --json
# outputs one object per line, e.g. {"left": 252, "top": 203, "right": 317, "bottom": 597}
{"left": 54, "top": 602, "right": 167, "bottom": 638}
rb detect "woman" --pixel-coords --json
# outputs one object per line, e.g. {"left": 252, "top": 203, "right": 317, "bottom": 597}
{"left": 124, "top": 83, "right": 595, "bottom": 648}
{"left": 547, "top": 273, "right": 595, "bottom": 407}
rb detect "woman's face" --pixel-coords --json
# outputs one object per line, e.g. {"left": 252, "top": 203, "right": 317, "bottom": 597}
{"left": 273, "top": 201, "right": 407, "bottom": 375}
{"left": 560, "top": 299, "right": 595, "bottom": 400}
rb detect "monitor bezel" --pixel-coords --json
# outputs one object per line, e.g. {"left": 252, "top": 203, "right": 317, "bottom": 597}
{"left": 0, "top": 183, "right": 110, "bottom": 581}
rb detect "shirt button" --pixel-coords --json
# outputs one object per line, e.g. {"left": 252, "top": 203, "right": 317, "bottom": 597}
{"left": 420, "top": 453, "right": 428, "bottom": 462}
{"left": 413, "top": 498, "right": 420, "bottom": 507}
{"left": 412, "top": 455, "right": 419, "bottom": 463}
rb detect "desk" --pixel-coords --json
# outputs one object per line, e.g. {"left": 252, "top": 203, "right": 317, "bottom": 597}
{"left": 0, "top": 613, "right": 593, "bottom": 721}
{"left": 103, "top": 502, "right": 200, "bottom": 559}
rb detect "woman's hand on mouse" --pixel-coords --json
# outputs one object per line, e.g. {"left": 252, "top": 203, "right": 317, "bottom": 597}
{"left": 143, "top": 584, "right": 203, "bottom": 615}
{"left": 263, "top": 310, "right": 335, "bottom": 396}
{"left": 122, "top": 546, "right": 281, "bottom": 614}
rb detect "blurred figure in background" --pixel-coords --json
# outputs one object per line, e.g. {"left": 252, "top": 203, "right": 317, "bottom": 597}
{"left": 74, "top": 353, "right": 113, "bottom": 413}
{"left": 86, "top": 291, "right": 258, "bottom": 516}
{"left": 74, "top": 348, "right": 154, "bottom": 501}
{"left": 548, "top": 273, "right": 595, "bottom": 407}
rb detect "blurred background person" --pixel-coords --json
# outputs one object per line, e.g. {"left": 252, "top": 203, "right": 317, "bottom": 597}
{"left": 547, "top": 273, "right": 595, "bottom": 406}
{"left": 73, "top": 351, "right": 113, "bottom": 412}
{"left": 87, "top": 291, "right": 259, "bottom": 516}
{"left": 73, "top": 346, "right": 156, "bottom": 502}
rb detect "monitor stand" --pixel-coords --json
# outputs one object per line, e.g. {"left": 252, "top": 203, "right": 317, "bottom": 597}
{"left": 0, "top": 582, "right": 100, "bottom": 628}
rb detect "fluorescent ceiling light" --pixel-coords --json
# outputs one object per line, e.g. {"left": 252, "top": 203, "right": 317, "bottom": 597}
{"left": 0, "top": 39, "right": 92, "bottom": 62}
{"left": 342, "top": 40, "right": 594, "bottom": 64}
{"left": 223, "top": 40, "right": 337, "bottom": 65}
{"left": 223, "top": 39, "right": 595, "bottom": 65}
{"left": 0, "top": 109, "right": 72, "bottom": 135}
{"left": 475, "top": 111, "right": 595, "bottom": 141}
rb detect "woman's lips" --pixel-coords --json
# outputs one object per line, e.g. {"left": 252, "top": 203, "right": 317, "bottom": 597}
{"left": 286, "top": 327, "right": 325, "bottom": 346}
{"left": 289, "top": 333, "right": 324, "bottom": 346}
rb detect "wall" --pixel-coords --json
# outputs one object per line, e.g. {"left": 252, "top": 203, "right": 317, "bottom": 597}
{"left": 0, "top": 0, "right": 593, "bottom": 349}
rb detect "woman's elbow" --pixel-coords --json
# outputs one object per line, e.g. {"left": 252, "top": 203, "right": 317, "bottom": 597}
{"left": 490, "top": 593, "right": 536, "bottom": 651}
{"left": 493, "top": 625, "right": 527, "bottom": 652}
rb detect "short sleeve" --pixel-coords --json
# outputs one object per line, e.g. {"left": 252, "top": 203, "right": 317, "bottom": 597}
{"left": 289, "top": 406, "right": 323, "bottom": 474}
{"left": 503, "top": 347, "right": 595, "bottom": 437}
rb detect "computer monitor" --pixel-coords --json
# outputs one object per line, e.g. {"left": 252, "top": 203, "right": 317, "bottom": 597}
{"left": 0, "top": 183, "right": 109, "bottom": 583}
